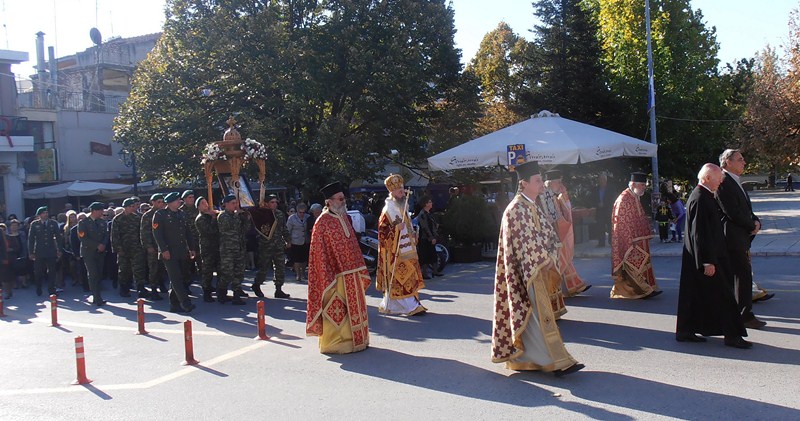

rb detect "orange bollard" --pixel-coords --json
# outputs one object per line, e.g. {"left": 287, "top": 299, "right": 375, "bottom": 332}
{"left": 0, "top": 289, "right": 6, "bottom": 318}
{"left": 181, "top": 320, "right": 199, "bottom": 366}
{"left": 135, "top": 299, "right": 148, "bottom": 335}
{"left": 50, "top": 294, "right": 59, "bottom": 327}
{"left": 255, "top": 300, "right": 270, "bottom": 340}
{"left": 71, "top": 336, "right": 93, "bottom": 385}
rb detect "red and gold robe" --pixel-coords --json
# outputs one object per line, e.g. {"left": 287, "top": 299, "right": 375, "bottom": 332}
{"left": 492, "top": 194, "right": 578, "bottom": 372}
{"left": 611, "top": 188, "right": 658, "bottom": 299}
{"left": 376, "top": 197, "right": 426, "bottom": 315}
{"left": 306, "top": 209, "right": 371, "bottom": 354}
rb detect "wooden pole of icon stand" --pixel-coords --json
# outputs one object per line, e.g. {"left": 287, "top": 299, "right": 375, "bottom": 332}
{"left": 71, "top": 336, "right": 92, "bottom": 385}
{"left": 135, "top": 298, "right": 148, "bottom": 335}
{"left": 255, "top": 300, "right": 269, "bottom": 340}
{"left": 50, "top": 294, "right": 59, "bottom": 327}
{"left": 181, "top": 320, "right": 199, "bottom": 366}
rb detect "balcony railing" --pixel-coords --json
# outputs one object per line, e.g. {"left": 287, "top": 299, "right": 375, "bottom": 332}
{"left": 18, "top": 90, "right": 127, "bottom": 113}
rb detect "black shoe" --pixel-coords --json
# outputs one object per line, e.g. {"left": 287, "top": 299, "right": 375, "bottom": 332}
{"left": 644, "top": 290, "right": 663, "bottom": 299}
{"left": 234, "top": 288, "right": 250, "bottom": 298}
{"left": 724, "top": 337, "right": 753, "bottom": 349}
{"left": 183, "top": 302, "right": 196, "bottom": 313}
{"left": 36, "top": 286, "right": 43, "bottom": 296}
{"left": 202, "top": 288, "right": 215, "bottom": 303}
{"left": 676, "top": 333, "right": 707, "bottom": 343}
{"left": 274, "top": 289, "right": 290, "bottom": 299}
{"left": 149, "top": 292, "right": 164, "bottom": 301}
{"left": 554, "top": 363, "right": 585, "bottom": 377}
{"left": 93, "top": 299, "right": 106, "bottom": 307}
{"left": 217, "top": 288, "right": 230, "bottom": 303}
{"left": 251, "top": 282, "right": 264, "bottom": 298}
{"left": 578, "top": 284, "right": 592, "bottom": 294}
{"left": 422, "top": 274, "right": 431, "bottom": 280}
{"left": 137, "top": 288, "right": 150, "bottom": 299}
{"left": 433, "top": 272, "right": 444, "bottom": 277}
{"left": 743, "top": 318, "right": 767, "bottom": 329}
{"left": 753, "top": 293, "right": 775, "bottom": 303}
{"left": 169, "top": 305, "right": 186, "bottom": 313}
{"left": 231, "top": 296, "right": 246, "bottom": 305}
{"left": 120, "top": 289, "right": 131, "bottom": 297}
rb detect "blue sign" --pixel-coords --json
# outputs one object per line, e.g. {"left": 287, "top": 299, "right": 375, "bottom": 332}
{"left": 507, "top": 144, "right": 526, "bottom": 171}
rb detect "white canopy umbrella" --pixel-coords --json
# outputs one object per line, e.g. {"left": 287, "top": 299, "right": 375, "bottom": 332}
{"left": 427, "top": 111, "right": 657, "bottom": 171}
{"left": 22, "top": 180, "right": 133, "bottom": 199}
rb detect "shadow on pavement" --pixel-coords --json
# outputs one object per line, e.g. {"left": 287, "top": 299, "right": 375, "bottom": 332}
{"left": 368, "top": 307, "right": 491, "bottom": 342}
{"left": 330, "top": 347, "right": 631, "bottom": 419}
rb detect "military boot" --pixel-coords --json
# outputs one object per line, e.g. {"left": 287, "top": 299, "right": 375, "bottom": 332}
{"left": 217, "top": 287, "right": 230, "bottom": 304}
{"left": 251, "top": 281, "right": 264, "bottom": 298}
{"left": 202, "top": 287, "right": 215, "bottom": 303}
{"left": 137, "top": 286, "right": 150, "bottom": 299}
{"left": 274, "top": 286, "right": 290, "bottom": 299}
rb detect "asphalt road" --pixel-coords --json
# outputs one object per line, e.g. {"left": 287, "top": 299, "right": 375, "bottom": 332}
{"left": 1, "top": 256, "right": 798, "bottom": 420}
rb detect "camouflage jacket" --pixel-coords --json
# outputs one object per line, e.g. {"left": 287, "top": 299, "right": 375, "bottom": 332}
{"left": 111, "top": 212, "right": 143, "bottom": 253}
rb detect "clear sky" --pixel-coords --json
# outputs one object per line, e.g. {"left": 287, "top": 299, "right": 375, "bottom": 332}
{"left": 3, "top": 0, "right": 798, "bottom": 79}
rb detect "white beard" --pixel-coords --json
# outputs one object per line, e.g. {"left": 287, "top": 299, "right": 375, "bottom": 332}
{"left": 330, "top": 202, "right": 347, "bottom": 215}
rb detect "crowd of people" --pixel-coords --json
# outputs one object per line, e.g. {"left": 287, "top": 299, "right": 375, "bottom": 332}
{"left": 0, "top": 147, "right": 778, "bottom": 375}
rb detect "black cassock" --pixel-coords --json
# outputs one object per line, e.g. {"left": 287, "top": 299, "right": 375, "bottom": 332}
{"left": 676, "top": 186, "right": 747, "bottom": 338}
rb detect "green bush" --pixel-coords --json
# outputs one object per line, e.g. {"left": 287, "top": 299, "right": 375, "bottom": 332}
{"left": 442, "top": 195, "right": 495, "bottom": 246}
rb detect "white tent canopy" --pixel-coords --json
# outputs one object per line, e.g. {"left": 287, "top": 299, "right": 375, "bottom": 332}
{"left": 22, "top": 180, "right": 133, "bottom": 199}
{"left": 427, "top": 111, "right": 657, "bottom": 171}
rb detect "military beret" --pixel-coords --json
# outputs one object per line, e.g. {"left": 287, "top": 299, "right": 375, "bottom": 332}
{"left": 36, "top": 206, "right": 48, "bottom": 215}
{"left": 122, "top": 198, "right": 136, "bottom": 207}
{"left": 222, "top": 194, "right": 237, "bottom": 204}
{"left": 89, "top": 202, "right": 105, "bottom": 211}
{"left": 195, "top": 196, "right": 206, "bottom": 206}
{"left": 150, "top": 193, "right": 164, "bottom": 202}
{"left": 130, "top": 196, "right": 141, "bottom": 202}
{"left": 164, "top": 192, "right": 181, "bottom": 204}
{"left": 181, "top": 190, "right": 195, "bottom": 199}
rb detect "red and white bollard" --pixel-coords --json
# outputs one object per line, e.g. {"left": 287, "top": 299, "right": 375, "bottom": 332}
{"left": 135, "top": 299, "right": 148, "bottom": 335}
{"left": 181, "top": 320, "right": 199, "bottom": 366}
{"left": 255, "top": 300, "right": 270, "bottom": 341}
{"left": 0, "top": 289, "right": 6, "bottom": 318}
{"left": 71, "top": 336, "right": 93, "bottom": 385}
{"left": 50, "top": 294, "right": 59, "bottom": 327}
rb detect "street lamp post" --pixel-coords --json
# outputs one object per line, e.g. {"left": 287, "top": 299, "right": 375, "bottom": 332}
{"left": 118, "top": 149, "right": 138, "bottom": 197}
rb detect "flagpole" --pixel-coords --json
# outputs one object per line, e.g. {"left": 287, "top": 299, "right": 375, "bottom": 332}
{"left": 645, "top": 0, "right": 660, "bottom": 202}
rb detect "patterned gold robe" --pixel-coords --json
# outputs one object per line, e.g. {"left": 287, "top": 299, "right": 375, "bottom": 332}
{"left": 492, "top": 194, "right": 578, "bottom": 372}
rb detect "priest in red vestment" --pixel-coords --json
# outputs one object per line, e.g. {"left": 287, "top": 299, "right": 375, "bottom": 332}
{"left": 610, "top": 172, "right": 661, "bottom": 299}
{"left": 376, "top": 174, "right": 427, "bottom": 316}
{"left": 492, "top": 161, "right": 583, "bottom": 376}
{"left": 306, "top": 182, "right": 371, "bottom": 354}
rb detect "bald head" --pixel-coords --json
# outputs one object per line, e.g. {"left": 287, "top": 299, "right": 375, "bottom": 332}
{"left": 698, "top": 163, "right": 723, "bottom": 192}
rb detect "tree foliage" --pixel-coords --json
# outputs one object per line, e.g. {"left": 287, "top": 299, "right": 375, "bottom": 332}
{"left": 114, "top": 0, "right": 465, "bottom": 194}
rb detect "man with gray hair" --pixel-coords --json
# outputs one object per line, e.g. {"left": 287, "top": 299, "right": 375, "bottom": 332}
{"left": 716, "top": 149, "right": 767, "bottom": 329}
{"left": 676, "top": 163, "right": 750, "bottom": 348}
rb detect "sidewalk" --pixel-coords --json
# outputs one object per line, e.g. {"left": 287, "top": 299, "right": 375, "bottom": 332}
{"left": 574, "top": 190, "right": 800, "bottom": 258}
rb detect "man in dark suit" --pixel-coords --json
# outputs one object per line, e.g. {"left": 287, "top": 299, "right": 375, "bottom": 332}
{"left": 593, "top": 173, "right": 615, "bottom": 247}
{"left": 676, "top": 164, "right": 750, "bottom": 348}
{"left": 716, "top": 149, "right": 767, "bottom": 329}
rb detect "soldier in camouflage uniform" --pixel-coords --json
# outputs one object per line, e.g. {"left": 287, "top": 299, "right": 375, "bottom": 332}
{"left": 254, "top": 194, "right": 291, "bottom": 299}
{"left": 111, "top": 198, "right": 147, "bottom": 298}
{"left": 217, "top": 195, "right": 249, "bottom": 305}
{"left": 153, "top": 192, "right": 197, "bottom": 313}
{"left": 28, "top": 206, "right": 63, "bottom": 296}
{"left": 195, "top": 196, "right": 220, "bottom": 302}
{"left": 179, "top": 190, "right": 200, "bottom": 281}
{"left": 78, "top": 202, "right": 108, "bottom": 306}
{"left": 141, "top": 193, "right": 166, "bottom": 300}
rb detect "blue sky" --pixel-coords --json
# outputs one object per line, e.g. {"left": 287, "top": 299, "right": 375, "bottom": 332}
{"left": 4, "top": 0, "right": 798, "bottom": 78}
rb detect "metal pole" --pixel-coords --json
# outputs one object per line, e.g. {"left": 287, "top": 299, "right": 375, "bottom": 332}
{"left": 645, "top": 0, "right": 660, "bottom": 200}
{"left": 131, "top": 152, "right": 138, "bottom": 197}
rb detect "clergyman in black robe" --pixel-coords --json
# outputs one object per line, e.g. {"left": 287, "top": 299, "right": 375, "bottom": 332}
{"left": 676, "top": 164, "right": 750, "bottom": 348}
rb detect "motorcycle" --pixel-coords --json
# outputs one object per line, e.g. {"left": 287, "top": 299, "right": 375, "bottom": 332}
{"left": 359, "top": 228, "right": 449, "bottom": 276}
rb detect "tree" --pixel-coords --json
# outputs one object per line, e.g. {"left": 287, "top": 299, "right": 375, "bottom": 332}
{"left": 114, "top": 0, "right": 464, "bottom": 195}
{"left": 521, "top": 0, "right": 619, "bottom": 127}
{"left": 588, "top": 0, "right": 729, "bottom": 179}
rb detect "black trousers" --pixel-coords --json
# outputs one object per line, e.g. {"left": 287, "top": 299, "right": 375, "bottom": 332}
{"left": 727, "top": 248, "right": 755, "bottom": 321}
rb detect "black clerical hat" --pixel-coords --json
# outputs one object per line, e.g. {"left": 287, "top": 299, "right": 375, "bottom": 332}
{"left": 320, "top": 182, "right": 344, "bottom": 199}
{"left": 544, "top": 170, "right": 562, "bottom": 181}
{"left": 630, "top": 172, "right": 647, "bottom": 183}
{"left": 515, "top": 161, "right": 540, "bottom": 181}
